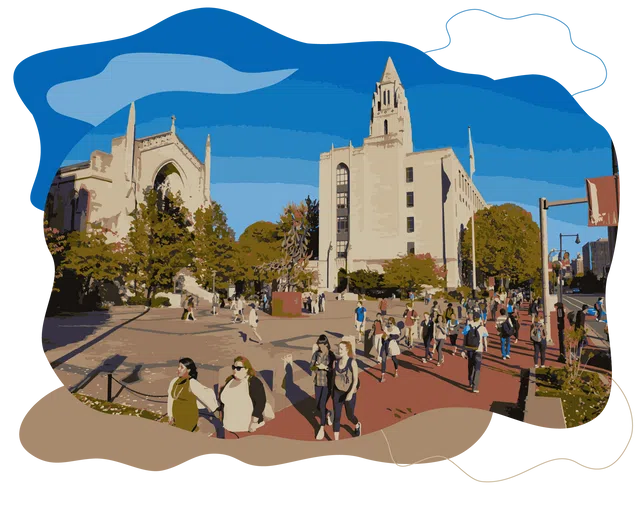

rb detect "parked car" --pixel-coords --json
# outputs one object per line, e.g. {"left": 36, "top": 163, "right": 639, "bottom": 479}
{"left": 572, "top": 288, "right": 581, "bottom": 293}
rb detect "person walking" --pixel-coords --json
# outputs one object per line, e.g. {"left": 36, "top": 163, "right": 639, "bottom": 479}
{"left": 248, "top": 304, "right": 263, "bottom": 343}
{"left": 421, "top": 312, "right": 435, "bottom": 363}
{"left": 230, "top": 297, "right": 240, "bottom": 324}
{"left": 496, "top": 307, "right": 514, "bottom": 360}
{"left": 479, "top": 299, "right": 488, "bottom": 324}
{"left": 509, "top": 307, "right": 521, "bottom": 344}
{"left": 444, "top": 303, "right": 456, "bottom": 324}
{"left": 312, "top": 294, "right": 319, "bottom": 314}
{"left": 555, "top": 302, "right": 567, "bottom": 363}
{"left": 433, "top": 312, "right": 447, "bottom": 366}
{"left": 490, "top": 295, "right": 499, "bottom": 322}
{"left": 237, "top": 296, "right": 246, "bottom": 324}
{"left": 371, "top": 313, "right": 385, "bottom": 363}
{"left": 380, "top": 317, "right": 401, "bottom": 382}
{"left": 319, "top": 292, "right": 325, "bottom": 313}
{"left": 595, "top": 297, "right": 605, "bottom": 322}
{"left": 379, "top": 297, "right": 388, "bottom": 317}
{"left": 211, "top": 292, "right": 220, "bottom": 316}
{"left": 354, "top": 301, "right": 367, "bottom": 344}
{"left": 530, "top": 312, "right": 548, "bottom": 368}
{"left": 310, "top": 336, "right": 335, "bottom": 440}
{"left": 185, "top": 296, "right": 196, "bottom": 321}
{"left": 447, "top": 316, "right": 460, "bottom": 356}
{"left": 332, "top": 340, "right": 361, "bottom": 440}
{"left": 461, "top": 312, "right": 489, "bottom": 393}
{"left": 402, "top": 303, "right": 418, "bottom": 348}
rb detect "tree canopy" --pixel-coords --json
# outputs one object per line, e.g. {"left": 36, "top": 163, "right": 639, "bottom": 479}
{"left": 382, "top": 253, "right": 446, "bottom": 296}
{"left": 461, "top": 204, "right": 541, "bottom": 284}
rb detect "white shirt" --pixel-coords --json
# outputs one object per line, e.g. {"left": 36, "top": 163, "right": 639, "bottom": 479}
{"left": 249, "top": 308, "right": 259, "bottom": 328}
{"left": 167, "top": 377, "right": 219, "bottom": 418}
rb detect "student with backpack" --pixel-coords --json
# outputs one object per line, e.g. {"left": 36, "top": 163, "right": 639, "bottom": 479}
{"left": 496, "top": 308, "right": 514, "bottom": 360}
{"left": 332, "top": 340, "right": 361, "bottom": 440}
{"left": 462, "top": 312, "right": 489, "bottom": 393}
{"left": 509, "top": 307, "right": 520, "bottom": 344}
{"left": 421, "top": 312, "right": 435, "bottom": 363}
{"left": 380, "top": 317, "right": 401, "bottom": 382}
{"left": 530, "top": 312, "right": 548, "bottom": 368}
{"left": 433, "top": 313, "right": 447, "bottom": 366}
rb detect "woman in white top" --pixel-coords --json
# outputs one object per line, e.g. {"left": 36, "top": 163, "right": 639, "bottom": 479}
{"left": 219, "top": 356, "right": 268, "bottom": 434}
{"left": 248, "top": 304, "right": 263, "bottom": 343}
{"left": 230, "top": 298, "right": 239, "bottom": 324}
{"left": 167, "top": 358, "right": 219, "bottom": 432}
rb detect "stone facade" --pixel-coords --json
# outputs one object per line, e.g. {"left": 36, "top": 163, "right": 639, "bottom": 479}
{"left": 317, "top": 57, "right": 486, "bottom": 290}
{"left": 582, "top": 238, "right": 611, "bottom": 278}
{"left": 45, "top": 103, "right": 211, "bottom": 240}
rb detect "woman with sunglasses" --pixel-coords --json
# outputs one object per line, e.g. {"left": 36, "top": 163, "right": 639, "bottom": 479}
{"left": 219, "top": 356, "right": 267, "bottom": 434}
{"left": 310, "top": 335, "right": 335, "bottom": 440}
{"left": 167, "top": 358, "right": 219, "bottom": 432}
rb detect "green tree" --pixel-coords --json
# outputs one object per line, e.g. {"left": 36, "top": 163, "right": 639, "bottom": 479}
{"left": 43, "top": 219, "right": 67, "bottom": 293}
{"left": 348, "top": 269, "right": 382, "bottom": 294}
{"left": 122, "top": 189, "right": 192, "bottom": 303}
{"left": 238, "top": 220, "right": 282, "bottom": 286}
{"left": 382, "top": 253, "right": 446, "bottom": 297}
{"left": 61, "top": 223, "right": 123, "bottom": 305}
{"left": 461, "top": 204, "right": 541, "bottom": 286}
{"left": 191, "top": 202, "right": 237, "bottom": 292}
{"left": 304, "top": 195, "right": 319, "bottom": 260}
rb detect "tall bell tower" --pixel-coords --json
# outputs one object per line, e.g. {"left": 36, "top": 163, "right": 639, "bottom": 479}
{"left": 368, "top": 57, "right": 413, "bottom": 152}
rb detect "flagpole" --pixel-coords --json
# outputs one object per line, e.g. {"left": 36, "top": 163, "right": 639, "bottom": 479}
{"left": 469, "top": 126, "right": 477, "bottom": 299}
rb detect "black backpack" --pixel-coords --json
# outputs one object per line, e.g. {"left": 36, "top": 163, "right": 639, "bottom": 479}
{"left": 464, "top": 325, "right": 481, "bottom": 349}
{"left": 501, "top": 318, "right": 515, "bottom": 337}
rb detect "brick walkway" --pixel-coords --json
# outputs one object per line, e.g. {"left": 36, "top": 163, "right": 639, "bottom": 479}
{"left": 235, "top": 303, "right": 585, "bottom": 441}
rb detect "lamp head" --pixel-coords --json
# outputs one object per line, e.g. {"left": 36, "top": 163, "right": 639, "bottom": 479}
{"left": 575, "top": 235, "right": 581, "bottom": 244}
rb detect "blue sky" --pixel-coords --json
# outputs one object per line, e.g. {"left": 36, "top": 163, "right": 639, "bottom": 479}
{"left": 15, "top": 8, "right": 611, "bottom": 257}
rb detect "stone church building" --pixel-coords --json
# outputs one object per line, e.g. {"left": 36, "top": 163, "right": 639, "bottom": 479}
{"left": 45, "top": 103, "right": 212, "bottom": 240}
{"left": 317, "top": 57, "right": 487, "bottom": 290}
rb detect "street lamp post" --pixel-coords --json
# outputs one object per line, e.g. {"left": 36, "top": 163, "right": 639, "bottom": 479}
{"left": 558, "top": 234, "right": 580, "bottom": 306}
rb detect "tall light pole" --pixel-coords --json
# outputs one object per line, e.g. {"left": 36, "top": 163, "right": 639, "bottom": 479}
{"left": 539, "top": 195, "right": 588, "bottom": 345}
{"left": 558, "top": 234, "right": 580, "bottom": 306}
{"left": 468, "top": 126, "right": 478, "bottom": 297}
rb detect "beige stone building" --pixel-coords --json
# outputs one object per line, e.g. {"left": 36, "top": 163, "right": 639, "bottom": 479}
{"left": 317, "top": 57, "right": 486, "bottom": 291}
{"left": 45, "top": 103, "right": 211, "bottom": 239}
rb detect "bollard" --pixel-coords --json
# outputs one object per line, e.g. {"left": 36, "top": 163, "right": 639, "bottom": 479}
{"left": 107, "top": 373, "right": 113, "bottom": 402}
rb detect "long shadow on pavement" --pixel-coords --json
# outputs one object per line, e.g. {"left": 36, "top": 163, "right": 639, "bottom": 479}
{"left": 50, "top": 309, "right": 148, "bottom": 369}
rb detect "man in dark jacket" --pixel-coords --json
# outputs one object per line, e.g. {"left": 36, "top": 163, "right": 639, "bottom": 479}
{"left": 555, "top": 302, "right": 567, "bottom": 363}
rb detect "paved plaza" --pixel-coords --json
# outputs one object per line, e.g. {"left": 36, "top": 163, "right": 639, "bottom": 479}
{"left": 42, "top": 295, "right": 611, "bottom": 440}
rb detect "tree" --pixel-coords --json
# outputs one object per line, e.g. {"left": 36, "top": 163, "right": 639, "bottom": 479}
{"left": 61, "top": 223, "right": 124, "bottom": 305}
{"left": 256, "top": 201, "right": 313, "bottom": 291}
{"left": 191, "top": 202, "right": 237, "bottom": 292}
{"left": 348, "top": 269, "right": 382, "bottom": 295}
{"left": 122, "top": 189, "right": 192, "bottom": 302}
{"left": 305, "top": 195, "right": 319, "bottom": 260}
{"left": 461, "top": 204, "right": 541, "bottom": 286}
{"left": 43, "top": 220, "right": 67, "bottom": 293}
{"left": 237, "top": 221, "right": 282, "bottom": 285}
{"left": 382, "top": 253, "right": 446, "bottom": 297}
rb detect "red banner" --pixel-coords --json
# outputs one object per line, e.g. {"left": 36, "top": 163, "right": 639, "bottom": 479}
{"left": 586, "top": 175, "right": 619, "bottom": 227}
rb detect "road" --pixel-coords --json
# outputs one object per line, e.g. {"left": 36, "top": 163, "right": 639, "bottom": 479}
{"left": 560, "top": 293, "right": 607, "bottom": 342}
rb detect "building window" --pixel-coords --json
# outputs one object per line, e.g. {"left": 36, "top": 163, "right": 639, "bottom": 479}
{"left": 337, "top": 216, "right": 349, "bottom": 233}
{"left": 406, "top": 167, "right": 413, "bottom": 183}
{"left": 384, "top": 119, "right": 388, "bottom": 135}
{"left": 407, "top": 242, "right": 415, "bottom": 255}
{"left": 407, "top": 217, "right": 414, "bottom": 233}
{"left": 336, "top": 164, "right": 349, "bottom": 185}
{"left": 336, "top": 240, "right": 348, "bottom": 258}
{"left": 336, "top": 191, "right": 348, "bottom": 209}
{"left": 406, "top": 191, "right": 414, "bottom": 208}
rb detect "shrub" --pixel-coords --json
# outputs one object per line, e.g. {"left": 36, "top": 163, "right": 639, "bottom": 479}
{"left": 151, "top": 296, "right": 171, "bottom": 308}
{"left": 127, "top": 294, "right": 148, "bottom": 306}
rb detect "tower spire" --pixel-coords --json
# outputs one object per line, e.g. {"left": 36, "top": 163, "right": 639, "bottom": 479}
{"left": 380, "top": 56, "right": 400, "bottom": 83}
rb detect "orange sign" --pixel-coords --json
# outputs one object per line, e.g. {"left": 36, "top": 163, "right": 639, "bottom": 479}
{"left": 586, "top": 175, "right": 619, "bottom": 227}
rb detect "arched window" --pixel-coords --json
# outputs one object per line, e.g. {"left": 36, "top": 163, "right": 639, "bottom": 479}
{"left": 384, "top": 119, "right": 388, "bottom": 135}
{"left": 336, "top": 163, "right": 349, "bottom": 186}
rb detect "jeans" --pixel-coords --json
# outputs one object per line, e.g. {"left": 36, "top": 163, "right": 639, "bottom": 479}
{"left": 380, "top": 340, "right": 398, "bottom": 374}
{"left": 332, "top": 390, "right": 358, "bottom": 433}
{"left": 500, "top": 337, "right": 511, "bottom": 358}
{"left": 435, "top": 337, "right": 445, "bottom": 362}
{"left": 467, "top": 350, "right": 482, "bottom": 390}
{"left": 423, "top": 334, "right": 433, "bottom": 359}
{"left": 315, "top": 385, "right": 330, "bottom": 426}
{"left": 533, "top": 340, "right": 547, "bottom": 366}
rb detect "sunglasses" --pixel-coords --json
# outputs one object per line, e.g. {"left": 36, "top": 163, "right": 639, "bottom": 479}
{"left": 231, "top": 365, "right": 246, "bottom": 371}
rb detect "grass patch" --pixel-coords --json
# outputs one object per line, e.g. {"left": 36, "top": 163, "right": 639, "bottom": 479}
{"left": 74, "top": 393, "right": 168, "bottom": 422}
{"left": 535, "top": 367, "right": 610, "bottom": 428}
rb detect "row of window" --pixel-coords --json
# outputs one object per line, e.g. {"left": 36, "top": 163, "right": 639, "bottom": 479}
{"left": 338, "top": 216, "right": 415, "bottom": 233}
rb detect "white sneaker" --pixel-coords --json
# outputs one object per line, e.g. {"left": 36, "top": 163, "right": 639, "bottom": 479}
{"left": 326, "top": 411, "right": 333, "bottom": 426}
{"left": 316, "top": 428, "right": 324, "bottom": 440}
{"left": 541, "top": 365, "right": 546, "bottom": 368}
{"left": 534, "top": 364, "right": 539, "bottom": 368}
